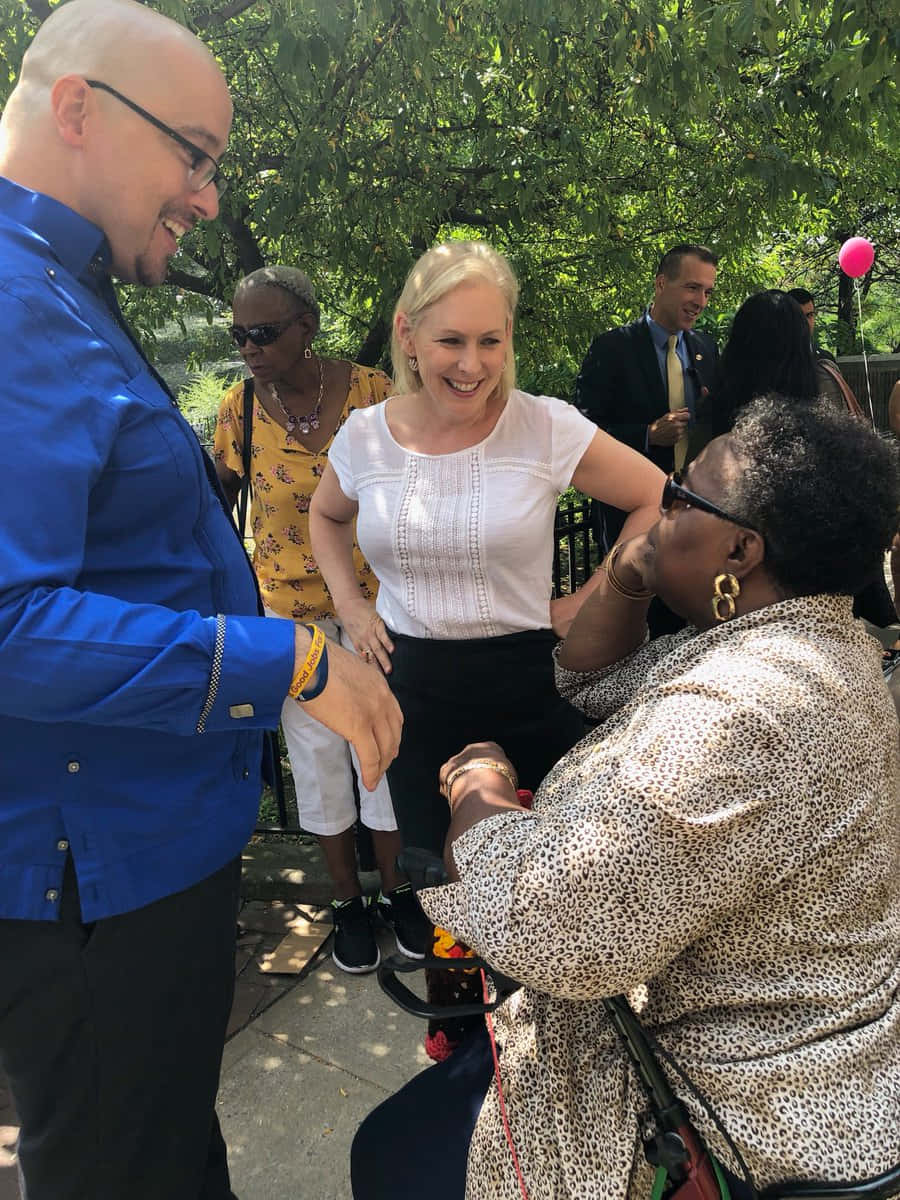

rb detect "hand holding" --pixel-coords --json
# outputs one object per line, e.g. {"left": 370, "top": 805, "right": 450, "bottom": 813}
{"left": 292, "top": 626, "right": 402, "bottom": 790}
{"left": 648, "top": 409, "right": 690, "bottom": 446}
{"left": 439, "top": 741, "right": 517, "bottom": 807}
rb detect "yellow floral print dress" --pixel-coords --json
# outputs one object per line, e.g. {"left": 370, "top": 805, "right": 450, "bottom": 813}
{"left": 213, "top": 364, "right": 389, "bottom": 621}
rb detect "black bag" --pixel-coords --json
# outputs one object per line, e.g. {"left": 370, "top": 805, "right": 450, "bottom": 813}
{"left": 237, "top": 377, "right": 254, "bottom": 539}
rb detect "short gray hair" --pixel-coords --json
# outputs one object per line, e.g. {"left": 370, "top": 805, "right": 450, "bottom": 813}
{"left": 234, "top": 266, "right": 320, "bottom": 332}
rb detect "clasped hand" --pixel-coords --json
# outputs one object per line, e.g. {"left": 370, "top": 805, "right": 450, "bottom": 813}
{"left": 648, "top": 409, "right": 689, "bottom": 447}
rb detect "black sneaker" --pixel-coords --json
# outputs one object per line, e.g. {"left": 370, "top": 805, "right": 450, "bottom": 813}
{"left": 331, "top": 895, "right": 380, "bottom": 974}
{"left": 377, "top": 884, "right": 430, "bottom": 959}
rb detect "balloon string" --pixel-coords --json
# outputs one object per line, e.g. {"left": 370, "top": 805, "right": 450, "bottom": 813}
{"left": 854, "top": 278, "right": 876, "bottom": 431}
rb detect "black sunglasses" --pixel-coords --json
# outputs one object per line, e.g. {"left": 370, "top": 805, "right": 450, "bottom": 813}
{"left": 662, "top": 472, "right": 759, "bottom": 532}
{"left": 229, "top": 316, "right": 304, "bottom": 348}
{"left": 86, "top": 80, "right": 227, "bottom": 197}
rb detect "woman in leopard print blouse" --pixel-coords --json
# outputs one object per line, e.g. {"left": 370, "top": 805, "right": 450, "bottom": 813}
{"left": 352, "top": 396, "right": 900, "bottom": 1200}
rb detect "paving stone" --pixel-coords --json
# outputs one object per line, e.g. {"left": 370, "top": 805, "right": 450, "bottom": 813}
{"left": 241, "top": 841, "right": 380, "bottom": 905}
{"left": 218, "top": 1031, "right": 396, "bottom": 1200}
{"left": 227, "top": 979, "right": 273, "bottom": 1040}
{"left": 252, "top": 930, "right": 429, "bottom": 1094}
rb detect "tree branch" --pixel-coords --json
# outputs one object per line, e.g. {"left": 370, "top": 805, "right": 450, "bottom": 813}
{"left": 165, "top": 268, "right": 220, "bottom": 297}
{"left": 193, "top": 1, "right": 257, "bottom": 28}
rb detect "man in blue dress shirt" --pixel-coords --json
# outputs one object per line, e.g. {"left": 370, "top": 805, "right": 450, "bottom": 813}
{"left": 0, "top": 2, "right": 401, "bottom": 1196}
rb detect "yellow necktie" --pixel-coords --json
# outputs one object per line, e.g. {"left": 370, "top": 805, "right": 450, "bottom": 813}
{"left": 667, "top": 334, "right": 687, "bottom": 471}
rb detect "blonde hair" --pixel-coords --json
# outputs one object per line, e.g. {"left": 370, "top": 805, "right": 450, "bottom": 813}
{"left": 391, "top": 241, "right": 519, "bottom": 400}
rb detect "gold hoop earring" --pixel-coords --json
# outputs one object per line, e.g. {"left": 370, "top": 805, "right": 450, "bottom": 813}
{"left": 408, "top": 356, "right": 418, "bottom": 373}
{"left": 711, "top": 573, "right": 740, "bottom": 622}
{"left": 304, "top": 346, "right": 312, "bottom": 359}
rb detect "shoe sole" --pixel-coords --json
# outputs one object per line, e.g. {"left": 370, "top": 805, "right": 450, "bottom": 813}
{"left": 376, "top": 908, "right": 427, "bottom": 960}
{"left": 392, "top": 933, "right": 425, "bottom": 960}
{"left": 332, "top": 944, "right": 381, "bottom": 974}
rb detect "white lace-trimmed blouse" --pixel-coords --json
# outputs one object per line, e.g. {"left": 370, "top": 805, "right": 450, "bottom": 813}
{"left": 326, "top": 389, "right": 597, "bottom": 639}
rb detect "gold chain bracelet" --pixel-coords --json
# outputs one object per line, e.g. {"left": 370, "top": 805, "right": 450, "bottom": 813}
{"left": 442, "top": 758, "right": 518, "bottom": 806}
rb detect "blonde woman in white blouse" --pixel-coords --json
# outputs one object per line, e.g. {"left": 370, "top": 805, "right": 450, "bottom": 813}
{"left": 310, "top": 241, "right": 663, "bottom": 1053}
{"left": 310, "top": 240, "right": 662, "bottom": 842}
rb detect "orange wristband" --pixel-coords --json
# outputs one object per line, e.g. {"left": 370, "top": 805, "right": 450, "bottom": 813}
{"left": 288, "top": 623, "right": 326, "bottom": 700}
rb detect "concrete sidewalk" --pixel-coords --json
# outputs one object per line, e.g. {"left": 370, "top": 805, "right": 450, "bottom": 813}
{"left": 0, "top": 844, "right": 430, "bottom": 1200}
{"left": 217, "top": 921, "right": 429, "bottom": 1200}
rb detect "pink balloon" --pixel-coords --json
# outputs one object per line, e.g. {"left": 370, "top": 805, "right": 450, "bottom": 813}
{"left": 838, "top": 236, "right": 875, "bottom": 278}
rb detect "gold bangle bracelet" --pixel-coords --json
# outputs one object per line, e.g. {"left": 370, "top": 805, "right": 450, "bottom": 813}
{"left": 287, "top": 623, "right": 326, "bottom": 699}
{"left": 602, "top": 544, "right": 654, "bottom": 601}
{"left": 442, "top": 758, "right": 518, "bottom": 805}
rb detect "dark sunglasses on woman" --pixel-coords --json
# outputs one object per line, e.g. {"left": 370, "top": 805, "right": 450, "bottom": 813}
{"left": 661, "top": 472, "right": 757, "bottom": 531}
{"left": 229, "top": 314, "right": 303, "bottom": 348}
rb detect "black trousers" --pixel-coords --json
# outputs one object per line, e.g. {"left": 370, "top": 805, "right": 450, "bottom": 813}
{"left": 0, "top": 856, "right": 241, "bottom": 1200}
{"left": 385, "top": 629, "right": 586, "bottom": 854}
{"left": 352, "top": 1024, "right": 756, "bottom": 1200}
{"left": 352, "top": 1024, "right": 494, "bottom": 1200}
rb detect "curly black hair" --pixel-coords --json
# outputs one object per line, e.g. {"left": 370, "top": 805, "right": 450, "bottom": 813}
{"left": 719, "top": 395, "right": 900, "bottom": 598}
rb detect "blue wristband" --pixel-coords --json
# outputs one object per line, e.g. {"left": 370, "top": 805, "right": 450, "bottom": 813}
{"left": 297, "top": 642, "right": 329, "bottom": 702}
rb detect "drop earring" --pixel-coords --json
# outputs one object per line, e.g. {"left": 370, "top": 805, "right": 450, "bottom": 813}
{"left": 304, "top": 346, "right": 312, "bottom": 359}
{"left": 408, "top": 356, "right": 418, "bottom": 372}
{"left": 711, "top": 573, "right": 740, "bottom": 622}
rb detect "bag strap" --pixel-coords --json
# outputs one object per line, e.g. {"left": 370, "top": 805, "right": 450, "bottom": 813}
{"left": 237, "top": 377, "right": 254, "bottom": 539}
{"left": 819, "top": 359, "right": 865, "bottom": 420}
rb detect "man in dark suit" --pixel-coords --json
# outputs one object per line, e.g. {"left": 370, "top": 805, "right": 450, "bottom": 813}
{"left": 576, "top": 244, "right": 719, "bottom": 635}
{"left": 576, "top": 243, "right": 719, "bottom": 552}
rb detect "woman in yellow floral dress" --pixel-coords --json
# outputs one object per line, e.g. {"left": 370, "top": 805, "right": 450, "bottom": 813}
{"left": 214, "top": 266, "right": 427, "bottom": 973}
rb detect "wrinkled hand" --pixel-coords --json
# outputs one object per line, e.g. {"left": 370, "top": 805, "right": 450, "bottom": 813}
{"left": 337, "top": 599, "right": 395, "bottom": 674}
{"left": 648, "top": 409, "right": 690, "bottom": 447}
{"left": 611, "top": 532, "right": 653, "bottom": 594}
{"left": 438, "top": 741, "right": 516, "bottom": 801}
{"left": 550, "top": 591, "right": 583, "bottom": 639}
{"left": 296, "top": 632, "right": 402, "bottom": 791}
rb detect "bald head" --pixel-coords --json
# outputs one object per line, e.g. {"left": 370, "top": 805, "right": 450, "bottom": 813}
{"left": 4, "top": 0, "right": 226, "bottom": 140}
{"left": 0, "top": 0, "right": 231, "bottom": 285}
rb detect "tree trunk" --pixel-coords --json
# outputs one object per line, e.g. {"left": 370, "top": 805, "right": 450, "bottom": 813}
{"left": 355, "top": 317, "right": 388, "bottom": 368}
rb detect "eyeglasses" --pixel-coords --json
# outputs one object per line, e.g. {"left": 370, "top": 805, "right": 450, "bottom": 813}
{"left": 86, "top": 80, "right": 227, "bottom": 198}
{"left": 661, "top": 472, "right": 759, "bottom": 532}
{"left": 229, "top": 316, "right": 303, "bottom": 348}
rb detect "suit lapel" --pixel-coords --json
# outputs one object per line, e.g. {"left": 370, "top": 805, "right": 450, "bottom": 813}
{"left": 634, "top": 319, "right": 666, "bottom": 414}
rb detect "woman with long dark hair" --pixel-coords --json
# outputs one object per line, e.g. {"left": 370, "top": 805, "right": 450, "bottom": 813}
{"left": 712, "top": 289, "right": 833, "bottom": 434}
{"left": 712, "top": 289, "right": 897, "bottom": 640}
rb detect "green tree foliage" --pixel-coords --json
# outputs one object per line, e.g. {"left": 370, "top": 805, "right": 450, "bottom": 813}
{"left": 3, "top": 0, "right": 898, "bottom": 383}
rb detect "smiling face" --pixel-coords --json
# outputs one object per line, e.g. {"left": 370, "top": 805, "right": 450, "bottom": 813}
{"left": 651, "top": 253, "right": 717, "bottom": 334}
{"left": 396, "top": 279, "right": 511, "bottom": 415}
{"left": 84, "top": 45, "right": 232, "bottom": 285}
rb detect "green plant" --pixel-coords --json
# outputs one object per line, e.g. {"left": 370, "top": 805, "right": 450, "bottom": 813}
{"left": 177, "top": 368, "right": 240, "bottom": 424}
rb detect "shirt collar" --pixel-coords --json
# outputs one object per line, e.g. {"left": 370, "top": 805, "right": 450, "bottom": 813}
{"left": 0, "top": 175, "right": 111, "bottom": 283}
{"left": 645, "top": 310, "right": 684, "bottom": 351}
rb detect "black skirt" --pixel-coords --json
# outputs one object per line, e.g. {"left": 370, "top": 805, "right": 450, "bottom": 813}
{"left": 385, "top": 627, "right": 585, "bottom": 854}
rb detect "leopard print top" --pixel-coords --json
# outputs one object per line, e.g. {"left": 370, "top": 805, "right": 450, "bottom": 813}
{"left": 421, "top": 594, "right": 900, "bottom": 1200}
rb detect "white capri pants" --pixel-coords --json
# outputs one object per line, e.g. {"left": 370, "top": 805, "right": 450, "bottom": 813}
{"left": 270, "top": 611, "right": 397, "bottom": 837}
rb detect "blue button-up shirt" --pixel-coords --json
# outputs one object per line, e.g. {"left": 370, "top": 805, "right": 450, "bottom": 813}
{"left": 0, "top": 178, "right": 296, "bottom": 922}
